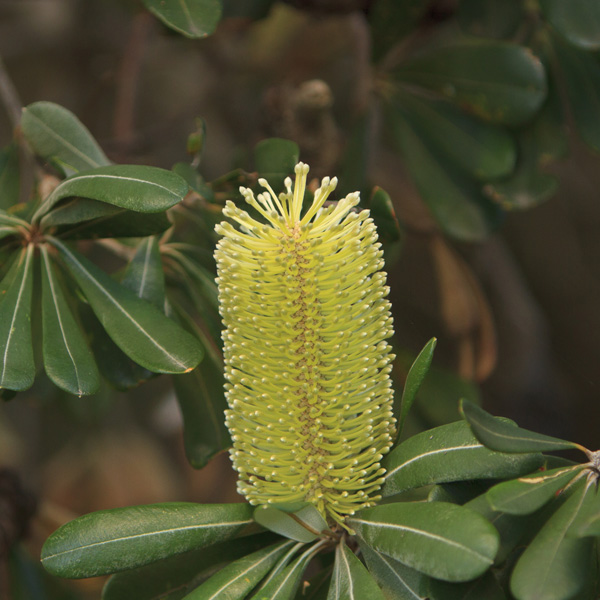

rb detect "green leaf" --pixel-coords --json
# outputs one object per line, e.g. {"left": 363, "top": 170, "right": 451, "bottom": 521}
{"left": 0, "top": 245, "right": 35, "bottom": 391}
{"left": 121, "top": 236, "right": 166, "bottom": 310}
{"left": 510, "top": 481, "right": 595, "bottom": 600}
{"left": 541, "top": 0, "right": 600, "bottom": 50}
{"left": 36, "top": 164, "right": 189, "bottom": 222}
{"left": 182, "top": 540, "right": 295, "bottom": 600}
{"left": 383, "top": 420, "right": 543, "bottom": 497}
{"left": 396, "top": 337, "right": 437, "bottom": 438}
{"left": 395, "top": 91, "right": 517, "bottom": 180}
{"left": 21, "top": 101, "right": 110, "bottom": 176}
{"left": 254, "top": 504, "right": 328, "bottom": 543}
{"left": 552, "top": 34, "right": 600, "bottom": 153}
{"left": 360, "top": 544, "right": 428, "bottom": 600}
{"left": 460, "top": 399, "right": 581, "bottom": 453}
{"left": 387, "top": 108, "right": 503, "bottom": 241}
{"left": 0, "top": 226, "right": 19, "bottom": 241}
{"left": 369, "top": 0, "right": 431, "bottom": 63}
{"left": 250, "top": 543, "right": 316, "bottom": 600}
{"left": 348, "top": 502, "right": 499, "bottom": 582}
{"left": 43, "top": 199, "right": 173, "bottom": 239}
{"left": 394, "top": 42, "right": 547, "bottom": 126}
{"left": 143, "top": 0, "right": 222, "bottom": 38}
{"left": 40, "top": 246, "right": 100, "bottom": 396}
{"left": 253, "top": 138, "right": 300, "bottom": 193}
{"left": 427, "top": 571, "right": 507, "bottom": 600}
{"left": 567, "top": 481, "right": 600, "bottom": 538}
{"left": 368, "top": 187, "right": 403, "bottom": 266}
{"left": 41, "top": 502, "right": 254, "bottom": 579}
{"left": 327, "top": 541, "right": 385, "bottom": 600}
{"left": 0, "top": 143, "right": 20, "bottom": 209}
{"left": 102, "top": 533, "right": 279, "bottom": 600}
{"left": 172, "top": 163, "right": 215, "bottom": 201}
{"left": 172, "top": 357, "right": 231, "bottom": 469}
{"left": 458, "top": 0, "right": 523, "bottom": 40}
{"left": 486, "top": 466, "right": 585, "bottom": 515}
{"left": 50, "top": 238, "right": 203, "bottom": 374}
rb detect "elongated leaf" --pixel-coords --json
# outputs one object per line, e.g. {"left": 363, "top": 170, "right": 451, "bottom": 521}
{"left": 427, "top": 571, "right": 507, "bottom": 600}
{"left": 41, "top": 503, "right": 254, "bottom": 579}
{"left": 40, "top": 246, "right": 100, "bottom": 396}
{"left": 396, "top": 91, "right": 516, "bottom": 180}
{"left": 510, "top": 481, "right": 594, "bottom": 600}
{"left": 486, "top": 466, "right": 585, "bottom": 515}
{"left": 541, "top": 0, "right": 600, "bottom": 50}
{"left": 552, "top": 35, "right": 600, "bottom": 153}
{"left": 183, "top": 540, "right": 295, "bottom": 600}
{"left": 396, "top": 337, "right": 436, "bottom": 438}
{"left": 383, "top": 420, "right": 542, "bottom": 497}
{"left": 327, "top": 541, "right": 385, "bottom": 600}
{"left": 254, "top": 504, "right": 328, "bottom": 543}
{"left": 143, "top": 0, "right": 222, "bottom": 38}
{"left": 460, "top": 399, "right": 580, "bottom": 453}
{"left": 348, "top": 502, "right": 499, "bottom": 582}
{"left": 360, "top": 544, "right": 428, "bottom": 600}
{"left": 21, "top": 101, "right": 110, "bottom": 176}
{"left": 0, "top": 209, "right": 29, "bottom": 228}
{"left": 0, "top": 142, "right": 20, "bottom": 209}
{"left": 0, "top": 245, "right": 35, "bottom": 391}
{"left": 394, "top": 42, "right": 546, "bottom": 126}
{"left": 36, "top": 165, "right": 188, "bottom": 222}
{"left": 0, "top": 226, "right": 18, "bottom": 241}
{"left": 387, "top": 107, "right": 502, "bottom": 241}
{"left": 567, "top": 482, "right": 600, "bottom": 538}
{"left": 102, "top": 533, "right": 279, "bottom": 600}
{"left": 121, "top": 236, "right": 166, "bottom": 310}
{"left": 250, "top": 544, "right": 316, "bottom": 600}
{"left": 50, "top": 238, "right": 203, "bottom": 374}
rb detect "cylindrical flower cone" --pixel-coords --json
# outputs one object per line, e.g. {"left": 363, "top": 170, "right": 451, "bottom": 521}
{"left": 215, "top": 162, "right": 395, "bottom": 527}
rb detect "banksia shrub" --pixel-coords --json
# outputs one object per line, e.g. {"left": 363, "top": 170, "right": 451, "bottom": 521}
{"left": 215, "top": 162, "right": 396, "bottom": 526}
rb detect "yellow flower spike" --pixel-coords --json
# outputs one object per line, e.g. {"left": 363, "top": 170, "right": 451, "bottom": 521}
{"left": 215, "top": 162, "right": 396, "bottom": 527}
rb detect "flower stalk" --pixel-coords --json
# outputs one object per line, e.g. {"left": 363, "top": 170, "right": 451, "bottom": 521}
{"left": 215, "top": 163, "right": 395, "bottom": 526}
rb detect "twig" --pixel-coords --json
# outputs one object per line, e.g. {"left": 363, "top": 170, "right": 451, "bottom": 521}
{"left": 0, "top": 55, "right": 21, "bottom": 130}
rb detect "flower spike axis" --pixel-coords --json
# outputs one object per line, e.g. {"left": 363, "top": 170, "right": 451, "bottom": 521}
{"left": 215, "top": 162, "right": 396, "bottom": 527}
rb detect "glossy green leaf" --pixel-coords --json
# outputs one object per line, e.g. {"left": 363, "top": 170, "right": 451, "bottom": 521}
{"left": 167, "top": 251, "right": 218, "bottom": 311}
{"left": 567, "top": 482, "right": 600, "bottom": 538}
{"left": 41, "top": 502, "right": 254, "bottom": 579}
{"left": 121, "top": 236, "right": 166, "bottom": 310}
{"left": 0, "top": 142, "right": 20, "bottom": 209}
{"left": 553, "top": 35, "right": 600, "bottom": 153}
{"left": 360, "top": 544, "right": 428, "bottom": 600}
{"left": 396, "top": 337, "right": 437, "bottom": 438}
{"left": 428, "top": 571, "right": 507, "bottom": 600}
{"left": 458, "top": 0, "right": 522, "bottom": 40}
{"left": 183, "top": 540, "right": 295, "bottom": 600}
{"left": 383, "top": 420, "right": 543, "bottom": 497}
{"left": 21, "top": 101, "right": 110, "bottom": 176}
{"left": 541, "top": 0, "right": 600, "bottom": 50}
{"left": 460, "top": 399, "right": 580, "bottom": 453}
{"left": 254, "top": 504, "right": 328, "bottom": 543}
{"left": 102, "top": 533, "right": 278, "bottom": 600}
{"left": 369, "top": 0, "right": 431, "bottom": 62}
{"left": 510, "top": 481, "right": 594, "bottom": 600}
{"left": 172, "top": 163, "right": 215, "bottom": 201}
{"left": 327, "top": 541, "right": 385, "bottom": 600}
{"left": 50, "top": 237, "right": 203, "bottom": 374}
{"left": 0, "top": 209, "right": 28, "bottom": 229}
{"left": 486, "top": 466, "right": 584, "bottom": 515}
{"left": 143, "top": 0, "right": 222, "bottom": 38}
{"left": 172, "top": 357, "right": 230, "bottom": 468}
{"left": 387, "top": 108, "right": 502, "bottom": 241}
{"left": 349, "top": 502, "right": 499, "bottom": 582}
{"left": 36, "top": 164, "right": 188, "bottom": 222}
{"left": 0, "top": 245, "right": 35, "bottom": 391}
{"left": 40, "top": 246, "right": 100, "bottom": 396}
{"left": 396, "top": 91, "right": 517, "bottom": 180}
{"left": 43, "top": 199, "right": 173, "bottom": 239}
{"left": 250, "top": 543, "right": 316, "bottom": 600}
{"left": 394, "top": 42, "right": 546, "bottom": 126}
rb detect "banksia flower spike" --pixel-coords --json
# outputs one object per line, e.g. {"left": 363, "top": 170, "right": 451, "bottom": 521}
{"left": 215, "top": 163, "right": 395, "bottom": 527}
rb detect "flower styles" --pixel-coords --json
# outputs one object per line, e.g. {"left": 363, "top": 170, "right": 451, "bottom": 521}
{"left": 215, "top": 163, "right": 395, "bottom": 526}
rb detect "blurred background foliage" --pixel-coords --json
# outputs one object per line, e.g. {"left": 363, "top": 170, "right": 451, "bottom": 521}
{"left": 1, "top": 0, "right": 600, "bottom": 597}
